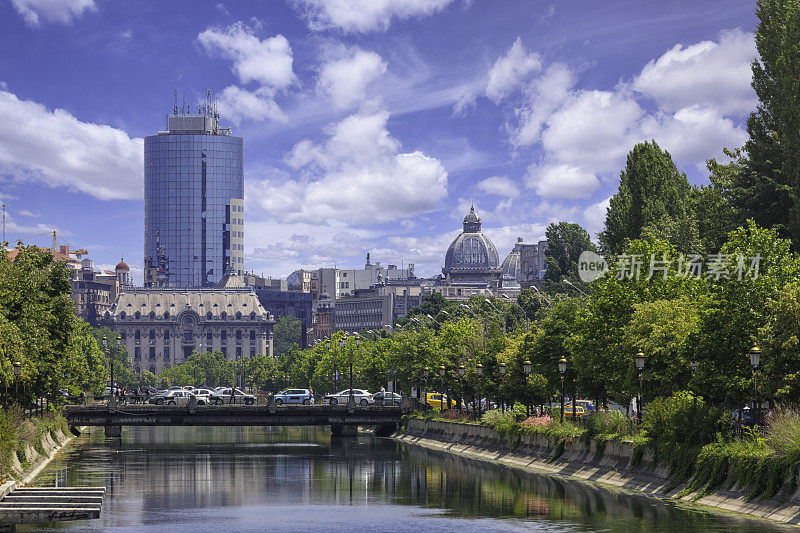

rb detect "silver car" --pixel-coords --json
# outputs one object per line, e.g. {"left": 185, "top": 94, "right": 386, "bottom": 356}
{"left": 151, "top": 390, "right": 193, "bottom": 406}
{"left": 210, "top": 388, "right": 256, "bottom": 405}
{"left": 323, "top": 389, "right": 373, "bottom": 406}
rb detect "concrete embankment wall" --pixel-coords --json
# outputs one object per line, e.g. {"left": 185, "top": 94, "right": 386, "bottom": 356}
{"left": 0, "top": 427, "right": 79, "bottom": 499}
{"left": 396, "top": 418, "right": 800, "bottom": 524}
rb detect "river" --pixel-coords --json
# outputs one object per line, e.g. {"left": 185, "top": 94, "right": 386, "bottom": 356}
{"left": 16, "top": 426, "right": 792, "bottom": 532}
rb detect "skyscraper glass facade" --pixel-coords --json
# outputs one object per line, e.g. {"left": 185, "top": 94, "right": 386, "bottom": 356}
{"left": 144, "top": 114, "right": 244, "bottom": 288}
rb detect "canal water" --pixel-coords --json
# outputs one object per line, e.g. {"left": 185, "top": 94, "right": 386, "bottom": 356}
{"left": 18, "top": 426, "right": 792, "bottom": 532}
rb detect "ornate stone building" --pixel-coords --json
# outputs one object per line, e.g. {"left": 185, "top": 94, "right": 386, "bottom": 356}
{"left": 104, "top": 287, "right": 274, "bottom": 375}
{"left": 442, "top": 206, "right": 501, "bottom": 287}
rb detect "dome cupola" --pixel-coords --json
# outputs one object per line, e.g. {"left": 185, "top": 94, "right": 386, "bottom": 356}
{"left": 443, "top": 205, "right": 501, "bottom": 285}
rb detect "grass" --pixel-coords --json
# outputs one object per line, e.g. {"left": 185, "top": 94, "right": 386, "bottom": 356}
{"left": 0, "top": 406, "right": 71, "bottom": 484}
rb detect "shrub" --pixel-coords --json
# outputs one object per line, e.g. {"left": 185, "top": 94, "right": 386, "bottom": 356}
{"left": 481, "top": 409, "right": 519, "bottom": 436}
{"left": 641, "top": 391, "right": 736, "bottom": 480}
{"left": 521, "top": 415, "right": 552, "bottom": 430}
{"left": 584, "top": 410, "right": 634, "bottom": 438}
{"left": 765, "top": 408, "right": 800, "bottom": 462}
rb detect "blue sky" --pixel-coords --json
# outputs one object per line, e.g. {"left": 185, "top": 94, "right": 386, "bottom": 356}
{"left": 0, "top": 0, "right": 757, "bottom": 282}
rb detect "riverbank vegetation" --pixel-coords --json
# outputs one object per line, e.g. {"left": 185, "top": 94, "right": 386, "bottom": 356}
{"left": 0, "top": 407, "right": 70, "bottom": 484}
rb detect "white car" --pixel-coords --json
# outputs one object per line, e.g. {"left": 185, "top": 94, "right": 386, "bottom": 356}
{"left": 323, "top": 389, "right": 373, "bottom": 406}
{"left": 192, "top": 388, "right": 215, "bottom": 405}
{"left": 150, "top": 390, "right": 193, "bottom": 406}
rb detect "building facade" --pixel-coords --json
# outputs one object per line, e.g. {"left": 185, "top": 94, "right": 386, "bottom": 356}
{"left": 519, "top": 240, "right": 549, "bottom": 286}
{"left": 333, "top": 284, "right": 423, "bottom": 333}
{"left": 144, "top": 101, "right": 244, "bottom": 288}
{"left": 104, "top": 288, "right": 273, "bottom": 375}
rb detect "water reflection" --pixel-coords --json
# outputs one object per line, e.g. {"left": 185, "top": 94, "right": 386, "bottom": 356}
{"left": 17, "top": 426, "right": 793, "bottom": 532}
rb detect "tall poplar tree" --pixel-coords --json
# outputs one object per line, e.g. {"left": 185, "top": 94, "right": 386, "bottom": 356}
{"left": 599, "top": 141, "right": 694, "bottom": 254}
{"left": 730, "top": 0, "right": 800, "bottom": 242}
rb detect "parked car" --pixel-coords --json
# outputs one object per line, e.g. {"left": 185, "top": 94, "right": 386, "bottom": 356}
{"left": 149, "top": 390, "right": 193, "bottom": 406}
{"left": 323, "top": 389, "right": 373, "bottom": 406}
{"left": 192, "top": 388, "right": 215, "bottom": 405}
{"left": 273, "top": 389, "right": 314, "bottom": 405}
{"left": 467, "top": 398, "right": 496, "bottom": 411}
{"left": 209, "top": 388, "right": 256, "bottom": 405}
{"left": 425, "top": 392, "right": 465, "bottom": 410}
{"left": 373, "top": 392, "right": 402, "bottom": 406}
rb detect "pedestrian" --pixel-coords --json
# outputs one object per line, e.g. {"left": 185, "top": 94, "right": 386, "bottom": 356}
{"left": 79, "top": 390, "right": 86, "bottom": 405}
{"left": 230, "top": 385, "right": 236, "bottom": 405}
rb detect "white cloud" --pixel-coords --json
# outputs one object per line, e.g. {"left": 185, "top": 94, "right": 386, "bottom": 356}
{"left": 250, "top": 110, "right": 447, "bottom": 225}
{"left": 198, "top": 22, "right": 296, "bottom": 89}
{"left": 485, "top": 38, "right": 542, "bottom": 103}
{"left": 513, "top": 62, "right": 574, "bottom": 146}
{"left": 292, "top": 0, "right": 456, "bottom": 33}
{"left": 12, "top": 0, "right": 95, "bottom": 26}
{"left": 317, "top": 46, "right": 387, "bottom": 109}
{"left": 0, "top": 90, "right": 143, "bottom": 201}
{"left": 216, "top": 85, "right": 286, "bottom": 124}
{"left": 16, "top": 210, "right": 39, "bottom": 218}
{"left": 526, "top": 164, "right": 600, "bottom": 200}
{"left": 542, "top": 89, "right": 645, "bottom": 175}
{"left": 633, "top": 29, "right": 756, "bottom": 116}
{"left": 582, "top": 196, "right": 611, "bottom": 237}
{"left": 476, "top": 176, "right": 520, "bottom": 198}
{"left": 641, "top": 105, "right": 748, "bottom": 166}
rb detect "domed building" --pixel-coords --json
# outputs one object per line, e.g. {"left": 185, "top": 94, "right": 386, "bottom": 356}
{"left": 501, "top": 237, "right": 524, "bottom": 282}
{"left": 442, "top": 206, "right": 501, "bottom": 288}
{"left": 115, "top": 257, "right": 132, "bottom": 287}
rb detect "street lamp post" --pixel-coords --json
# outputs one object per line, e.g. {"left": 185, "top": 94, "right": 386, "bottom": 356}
{"left": 523, "top": 359, "right": 532, "bottom": 416}
{"left": 458, "top": 363, "right": 465, "bottom": 412}
{"left": 102, "top": 336, "right": 115, "bottom": 406}
{"left": 635, "top": 350, "right": 646, "bottom": 422}
{"left": 558, "top": 357, "right": 567, "bottom": 423}
{"left": 498, "top": 362, "right": 506, "bottom": 412}
{"left": 439, "top": 365, "right": 447, "bottom": 409}
{"left": 423, "top": 366, "right": 430, "bottom": 408}
{"left": 13, "top": 361, "right": 21, "bottom": 404}
{"left": 749, "top": 342, "right": 761, "bottom": 426}
{"left": 475, "top": 363, "right": 483, "bottom": 418}
{"left": 691, "top": 360, "right": 699, "bottom": 408}
{"left": 350, "top": 335, "right": 360, "bottom": 405}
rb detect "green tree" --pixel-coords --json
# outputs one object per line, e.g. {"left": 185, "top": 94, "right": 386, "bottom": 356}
{"left": 760, "top": 281, "right": 800, "bottom": 403}
{"left": 0, "top": 245, "right": 106, "bottom": 406}
{"left": 623, "top": 297, "right": 702, "bottom": 399}
{"left": 732, "top": 0, "right": 800, "bottom": 241}
{"left": 692, "top": 153, "right": 742, "bottom": 252}
{"left": 543, "top": 222, "right": 596, "bottom": 284}
{"left": 273, "top": 316, "right": 302, "bottom": 357}
{"left": 600, "top": 141, "right": 695, "bottom": 254}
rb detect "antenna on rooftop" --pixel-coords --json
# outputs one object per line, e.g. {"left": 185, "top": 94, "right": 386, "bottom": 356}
{"left": 173, "top": 90, "right": 178, "bottom": 115}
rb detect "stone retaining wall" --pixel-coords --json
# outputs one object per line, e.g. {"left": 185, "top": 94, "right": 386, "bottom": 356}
{"left": 396, "top": 418, "right": 800, "bottom": 524}
{"left": 0, "top": 427, "right": 78, "bottom": 500}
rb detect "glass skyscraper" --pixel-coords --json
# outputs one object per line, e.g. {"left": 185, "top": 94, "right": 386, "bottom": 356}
{"left": 144, "top": 107, "right": 244, "bottom": 288}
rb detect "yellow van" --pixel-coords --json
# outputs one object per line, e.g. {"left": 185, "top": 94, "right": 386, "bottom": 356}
{"left": 425, "top": 392, "right": 464, "bottom": 410}
{"left": 546, "top": 404, "right": 586, "bottom": 418}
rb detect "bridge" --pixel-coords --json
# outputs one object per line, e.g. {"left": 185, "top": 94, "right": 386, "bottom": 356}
{"left": 64, "top": 403, "right": 404, "bottom": 437}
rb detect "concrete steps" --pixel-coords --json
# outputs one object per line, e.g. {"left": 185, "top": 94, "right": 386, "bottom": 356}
{"left": 0, "top": 487, "right": 104, "bottom": 525}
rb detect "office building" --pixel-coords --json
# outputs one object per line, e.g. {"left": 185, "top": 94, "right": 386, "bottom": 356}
{"left": 144, "top": 95, "right": 244, "bottom": 288}
{"left": 104, "top": 287, "right": 274, "bottom": 375}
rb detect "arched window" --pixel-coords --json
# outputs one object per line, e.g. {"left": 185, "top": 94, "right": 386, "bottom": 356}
{"left": 221, "top": 330, "right": 227, "bottom": 342}
{"left": 134, "top": 311, "right": 141, "bottom": 319}
{"left": 119, "top": 311, "right": 126, "bottom": 319}
{"left": 249, "top": 311, "right": 256, "bottom": 320}
{"left": 236, "top": 330, "right": 242, "bottom": 341}
{"left": 206, "top": 311, "right": 213, "bottom": 319}
{"left": 235, "top": 311, "right": 242, "bottom": 320}
{"left": 220, "top": 312, "right": 227, "bottom": 320}
{"left": 164, "top": 311, "right": 170, "bottom": 319}
{"left": 249, "top": 330, "right": 256, "bottom": 341}
{"left": 149, "top": 311, "right": 156, "bottom": 320}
